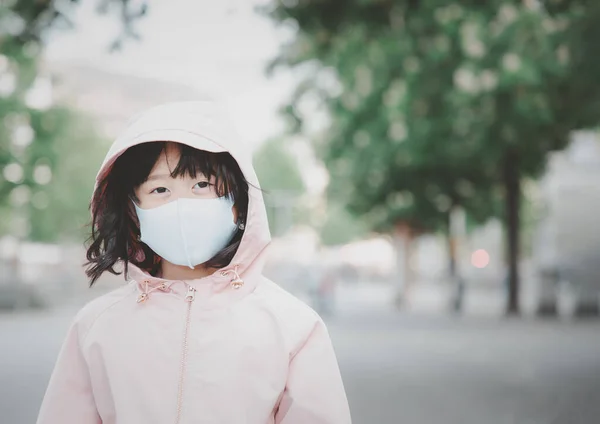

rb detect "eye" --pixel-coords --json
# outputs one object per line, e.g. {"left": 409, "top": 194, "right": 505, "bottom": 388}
{"left": 150, "top": 187, "right": 169, "bottom": 194}
{"left": 194, "top": 181, "right": 211, "bottom": 189}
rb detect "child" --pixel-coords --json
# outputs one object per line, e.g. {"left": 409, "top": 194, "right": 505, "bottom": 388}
{"left": 37, "top": 101, "right": 351, "bottom": 424}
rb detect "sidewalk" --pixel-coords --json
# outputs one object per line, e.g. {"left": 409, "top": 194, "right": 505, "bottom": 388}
{"left": 404, "top": 281, "right": 506, "bottom": 317}
{"left": 333, "top": 281, "right": 506, "bottom": 318}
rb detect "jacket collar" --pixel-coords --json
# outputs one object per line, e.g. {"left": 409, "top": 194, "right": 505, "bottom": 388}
{"left": 127, "top": 241, "right": 270, "bottom": 308}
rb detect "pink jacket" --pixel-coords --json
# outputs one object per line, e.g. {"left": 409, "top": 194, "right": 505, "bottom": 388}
{"left": 37, "top": 102, "right": 351, "bottom": 424}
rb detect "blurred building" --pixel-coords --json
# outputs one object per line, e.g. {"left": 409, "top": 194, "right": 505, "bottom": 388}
{"left": 46, "top": 61, "right": 207, "bottom": 138}
{"left": 531, "top": 131, "right": 600, "bottom": 316}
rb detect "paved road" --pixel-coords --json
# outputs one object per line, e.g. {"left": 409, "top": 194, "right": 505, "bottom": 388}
{"left": 0, "top": 307, "right": 75, "bottom": 424}
{"left": 2, "top": 284, "right": 600, "bottom": 424}
{"left": 329, "top": 310, "right": 600, "bottom": 424}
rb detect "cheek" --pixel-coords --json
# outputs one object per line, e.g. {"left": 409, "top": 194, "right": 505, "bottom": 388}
{"left": 232, "top": 206, "right": 238, "bottom": 223}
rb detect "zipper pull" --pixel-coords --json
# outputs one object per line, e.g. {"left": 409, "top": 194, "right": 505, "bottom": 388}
{"left": 185, "top": 286, "right": 196, "bottom": 302}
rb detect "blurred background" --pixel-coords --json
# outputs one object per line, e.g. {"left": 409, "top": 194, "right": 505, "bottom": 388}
{"left": 2, "top": 0, "right": 600, "bottom": 423}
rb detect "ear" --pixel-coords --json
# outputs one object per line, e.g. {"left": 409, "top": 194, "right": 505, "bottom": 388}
{"left": 234, "top": 208, "right": 246, "bottom": 230}
{"left": 231, "top": 203, "right": 238, "bottom": 222}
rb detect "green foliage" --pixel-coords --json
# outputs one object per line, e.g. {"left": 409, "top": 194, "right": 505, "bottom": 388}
{"left": 6, "top": 0, "right": 148, "bottom": 48}
{"left": 27, "top": 112, "right": 107, "bottom": 242}
{"left": 1, "top": 100, "right": 107, "bottom": 242}
{"left": 0, "top": 4, "right": 60, "bottom": 237}
{"left": 253, "top": 138, "right": 306, "bottom": 235}
{"left": 319, "top": 201, "right": 369, "bottom": 246}
{"left": 254, "top": 138, "right": 305, "bottom": 192}
{"left": 0, "top": 1, "right": 129, "bottom": 241}
{"left": 263, "top": 0, "right": 600, "bottom": 234}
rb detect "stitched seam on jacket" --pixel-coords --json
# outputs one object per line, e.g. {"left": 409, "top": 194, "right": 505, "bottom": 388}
{"left": 253, "top": 280, "right": 324, "bottom": 360}
{"left": 79, "top": 285, "right": 137, "bottom": 347}
{"left": 289, "top": 319, "right": 321, "bottom": 360}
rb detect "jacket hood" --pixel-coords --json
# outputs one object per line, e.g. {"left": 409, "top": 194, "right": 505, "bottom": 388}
{"left": 93, "top": 101, "right": 271, "bottom": 296}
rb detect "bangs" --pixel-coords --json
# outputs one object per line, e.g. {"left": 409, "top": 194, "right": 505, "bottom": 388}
{"left": 169, "top": 143, "right": 237, "bottom": 199}
{"left": 119, "top": 141, "right": 244, "bottom": 200}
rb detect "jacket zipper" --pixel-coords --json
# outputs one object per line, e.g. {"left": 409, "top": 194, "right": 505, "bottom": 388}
{"left": 175, "top": 285, "right": 196, "bottom": 424}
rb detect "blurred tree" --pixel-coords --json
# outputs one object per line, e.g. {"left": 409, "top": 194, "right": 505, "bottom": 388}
{"left": 8, "top": 0, "right": 148, "bottom": 50}
{"left": 0, "top": 3, "right": 63, "bottom": 239}
{"left": 263, "top": 0, "right": 600, "bottom": 314}
{"left": 318, "top": 200, "right": 369, "bottom": 246}
{"left": 254, "top": 138, "right": 305, "bottom": 193}
{"left": 0, "top": 0, "right": 147, "bottom": 242}
{"left": 253, "top": 138, "right": 306, "bottom": 236}
{"left": 0, "top": 91, "right": 107, "bottom": 242}
{"left": 27, "top": 112, "right": 107, "bottom": 242}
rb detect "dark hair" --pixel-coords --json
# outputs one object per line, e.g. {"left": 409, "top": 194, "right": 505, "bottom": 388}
{"left": 85, "top": 141, "right": 249, "bottom": 286}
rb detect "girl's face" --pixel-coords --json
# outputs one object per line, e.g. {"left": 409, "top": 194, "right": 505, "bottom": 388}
{"left": 134, "top": 143, "right": 238, "bottom": 221}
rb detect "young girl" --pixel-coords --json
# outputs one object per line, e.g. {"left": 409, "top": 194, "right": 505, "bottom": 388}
{"left": 37, "top": 101, "right": 351, "bottom": 424}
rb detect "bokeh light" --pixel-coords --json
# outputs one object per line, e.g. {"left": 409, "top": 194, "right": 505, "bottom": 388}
{"left": 471, "top": 249, "right": 490, "bottom": 269}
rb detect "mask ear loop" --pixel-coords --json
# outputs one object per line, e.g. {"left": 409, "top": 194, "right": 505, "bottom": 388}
{"left": 129, "top": 195, "right": 141, "bottom": 208}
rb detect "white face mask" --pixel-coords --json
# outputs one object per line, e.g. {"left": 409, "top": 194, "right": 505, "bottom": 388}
{"left": 133, "top": 196, "right": 239, "bottom": 269}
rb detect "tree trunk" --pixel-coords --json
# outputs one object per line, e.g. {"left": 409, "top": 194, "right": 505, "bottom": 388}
{"left": 504, "top": 150, "right": 521, "bottom": 315}
{"left": 448, "top": 206, "right": 466, "bottom": 312}
{"left": 392, "top": 222, "right": 413, "bottom": 308}
{"left": 447, "top": 228, "right": 457, "bottom": 279}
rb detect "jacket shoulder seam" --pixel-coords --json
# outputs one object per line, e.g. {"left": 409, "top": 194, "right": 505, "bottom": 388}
{"left": 79, "top": 285, "right": 136, "bottom": 346}
{"left": 290, "top": 318, "right": 321, "bottom": 360}
{"left": 258, "top": 278, "right": 322, "bottom": 319}
{"left": 254, "top": 278, "right": 324, "bottom": 357}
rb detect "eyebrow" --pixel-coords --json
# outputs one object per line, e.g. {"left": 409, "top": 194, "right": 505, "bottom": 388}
{"left": 145, "top": 174, "right": 171, "bottom": 182}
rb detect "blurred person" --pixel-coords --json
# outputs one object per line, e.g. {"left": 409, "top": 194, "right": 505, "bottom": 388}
{"left": 314, "top": 267, "right": 338, "bottom": 317}
{"left": 36, "top": 102, "right": 351, "bottom": 424}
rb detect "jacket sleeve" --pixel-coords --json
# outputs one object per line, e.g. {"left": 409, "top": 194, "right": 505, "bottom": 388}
{"left": 37, "top": 320, "right": 101, "bottom": 424}
{"left": 275, "top": 319, "right": 352, "bottom": 424}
